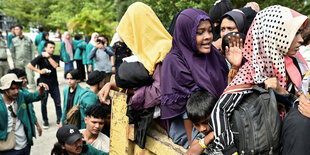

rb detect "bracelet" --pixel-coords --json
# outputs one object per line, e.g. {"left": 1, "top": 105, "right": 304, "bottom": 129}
{"left": 199, "top": 139, "right": 207, "bottom": 149}
{"left": 47, "top": 56, "right": 51, "bottom": 59}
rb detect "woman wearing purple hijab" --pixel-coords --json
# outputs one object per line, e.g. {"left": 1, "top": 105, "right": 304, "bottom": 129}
{"left": 161, "top": 8, "right": 229, "bottom": 148}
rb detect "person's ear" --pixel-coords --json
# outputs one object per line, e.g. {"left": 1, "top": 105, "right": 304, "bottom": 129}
{"left": 61, "top": 145, "right": 65, "bottom": 149}
{"left": 84, "top": 116, "right": 88, "bottom": 123}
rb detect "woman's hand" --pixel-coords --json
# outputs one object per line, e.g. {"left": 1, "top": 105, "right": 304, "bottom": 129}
{"left": 225, "top": 33, "right": 243, "bottom": 69}
{"left": 264, "top": 77, "right": 288, "bottom": 94}
{"left": 298, "top": 93, "right": 310, "bottom": 118}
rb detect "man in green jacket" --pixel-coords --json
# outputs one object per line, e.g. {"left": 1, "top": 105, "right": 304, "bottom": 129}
{"left": 59, "top": 69, "right": 85, "bottom": 127}
{"left": 8, "top": 68, "right": 44, "bottom": 138}
{"left": 52, "top": 124, "right": 108, "bottom": 155}
{"left": 80, "top": 71, "right": 106, "bottom": 129}
{"left": 0, "top": 73, "right": 48, "bottom": 155}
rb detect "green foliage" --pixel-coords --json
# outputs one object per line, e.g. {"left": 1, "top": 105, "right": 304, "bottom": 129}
{"left": 136, "top": 0, "right": 310, "bottom": 27}
{"left": 68, "top": 0, "right": 117, "bottom": 39}
{"left": 140, "top": 0, "right": 213, "bottom": 27}
{"left": 1, "top": 0, "right": 310, "bottom": 38}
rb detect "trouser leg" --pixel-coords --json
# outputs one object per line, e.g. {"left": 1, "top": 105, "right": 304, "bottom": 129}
{"left": 49, "top": 85, "right": 62, "bottom": 122}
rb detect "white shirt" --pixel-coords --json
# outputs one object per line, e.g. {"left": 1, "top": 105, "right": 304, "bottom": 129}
{"left": 79, "top": 129, "right": 110, "bottom": 152}
{"left": 6, "top": 101, "right": 27, "bottom": 150}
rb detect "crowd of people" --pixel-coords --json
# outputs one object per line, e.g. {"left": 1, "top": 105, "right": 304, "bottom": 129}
{"left": 0, "top": 0, "right": 310, "bottom": 155}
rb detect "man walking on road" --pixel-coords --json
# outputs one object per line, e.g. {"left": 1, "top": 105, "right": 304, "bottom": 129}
{"left": 27, "top": 41, "right": 62, "bottom": 129}
{"left": 11, "top": 25, "right": 36, "bottom": 90}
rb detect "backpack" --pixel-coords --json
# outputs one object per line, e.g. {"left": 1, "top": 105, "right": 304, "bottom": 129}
{"left": 65, "top": 102, "right": 81, "bottom": 129}
{"left": 231, "top": 86, "right": 282, "bottom": 155}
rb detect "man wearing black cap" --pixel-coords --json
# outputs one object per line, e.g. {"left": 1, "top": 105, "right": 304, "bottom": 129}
{"left": 53, "top": 124, "right": 108, "bottom": 155}
{"left": 0, "top": 73, "right": 47, "bottom": 154}
{"left": 79, "top": 70, "right": 106, "bottom": 129}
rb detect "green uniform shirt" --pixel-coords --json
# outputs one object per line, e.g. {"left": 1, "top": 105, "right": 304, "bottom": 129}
{"left": 38, "top": 40, "right": 46, "bottom": 55}
{"left": 7, "top": 34, "right": 16, "bottom": 49}
{"left": 60, "top": 84, "right": 85, "bottom": 124}
{"left": 35, "top": 32, "right": 42, "bottom": 47}
{"left": 0, "top": 90, "right": 45, "bottom": 145}
{"left": 79, "top": 88, "right": 98, "bottom": 129}
{"left": 61, "top": 41, "right": 72, "bottom": 63}
{"left": 73, "top": 40, "right": 84, "bottom": 60}
{"left": 77, "top": 41, "right": 88, "bottom": 65}
{"left": 82, "top": 143, "right": 109, "bottom": 155}
{"left": 11, "top": 36, "right": 35, "bottom": 66}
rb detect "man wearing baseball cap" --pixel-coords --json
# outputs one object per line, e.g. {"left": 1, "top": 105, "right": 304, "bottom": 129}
{"left": 0, "top": 73, "right": 47, "bottom": 154}
{"left": 53, "top": 124, "right": 108, "bottom": 155}
{"left": 79, "top": 70, "right": 106, "bottom": 129}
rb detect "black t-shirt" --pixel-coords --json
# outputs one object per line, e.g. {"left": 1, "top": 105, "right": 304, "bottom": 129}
{"left": 30, "top": 55, "right": 59, "bottom": 86}
{"left": 66, "top": 88, "right": 76, "bottom": 113}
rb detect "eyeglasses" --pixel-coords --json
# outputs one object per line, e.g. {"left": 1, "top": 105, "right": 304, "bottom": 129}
{"left": 8, "top": 105, "right": 16, "bottom": 118}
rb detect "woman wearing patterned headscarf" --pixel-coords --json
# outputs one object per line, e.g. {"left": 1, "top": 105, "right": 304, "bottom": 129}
{"left": 210, "top": 5, "right": 308, "bottom": 154}
{"left": 61, "top": 32, "right": 74, "bottom": 76}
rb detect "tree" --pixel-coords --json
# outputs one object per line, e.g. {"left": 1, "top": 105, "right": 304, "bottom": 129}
{"left": 68, "top": 0, "right": 117, "bottom": 39}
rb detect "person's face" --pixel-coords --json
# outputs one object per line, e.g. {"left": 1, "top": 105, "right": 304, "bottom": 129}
{"left": 45, "top": 43, "right": 55, "bottom": 55}
{"left": 66, "top": 73, "right": 78, "bottom": 89}
{"left": 193, "top": 116, "right": 212, "bottom": 136}
{"left": 196, "top": 20, "right": 213, "bottom": 54}
{"left": 6, "top": 84, "right": 21, "bottom": 100}
{"left": 63, "top": 138, "right": 83, "bottom": 155}
{"left": 66, "top": 33, "right": 70, "bottom": 39}
{"left": 220, "top": 18, "right": 238, "bottom": 38}
{"left": 94, "top": 35, "right": 98, "bottom": 42}
{"left": 18, "top": 76, "right": 27, "bottom": 87}
{"left": 85, "top": 116, "right": 105, "bottom": 135}
{"left": 45, "top": 34, "right": 49, "bottom": 40}
{"left": 14, "top": 27, "right": 22, "bottom": 36}
{"left": 287, "top": 27, "right": 304, "bottom": 56}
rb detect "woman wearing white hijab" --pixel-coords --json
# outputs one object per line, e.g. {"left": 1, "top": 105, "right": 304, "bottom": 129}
{"left": 86, "top": 32, "right": 99, "bottom": 72}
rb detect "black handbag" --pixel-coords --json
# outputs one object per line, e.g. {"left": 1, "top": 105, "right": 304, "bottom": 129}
{"left": 115, "top": 61, "right": 152, "bottom": 88}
